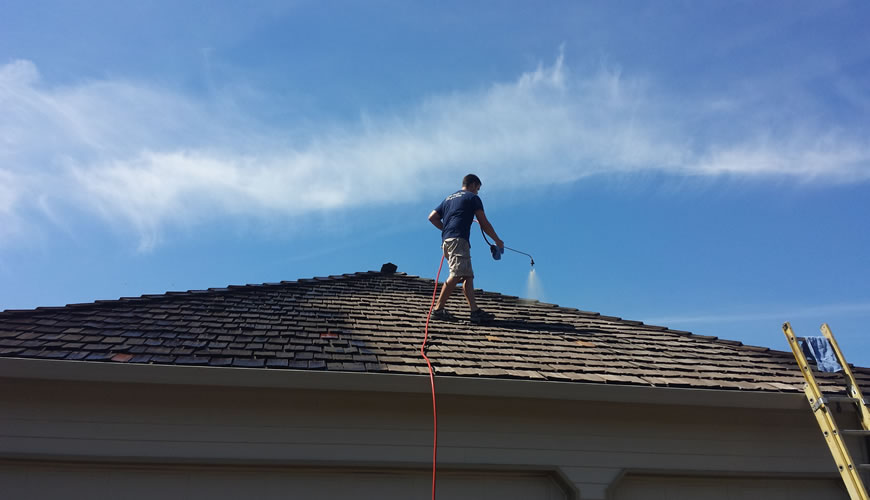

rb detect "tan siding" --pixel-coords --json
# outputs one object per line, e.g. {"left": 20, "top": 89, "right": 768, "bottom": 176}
{"left": 0, "top": 377, "right": 848, "bottom": 499}
{"left": 0, "top": 462, "right": 568, "bottom": 500}
{"left": 613, "top": 475, "right": 848, "bottom": 500}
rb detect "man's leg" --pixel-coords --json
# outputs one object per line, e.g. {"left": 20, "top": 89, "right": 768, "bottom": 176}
{"left": 435, "top": 275, "right": 461, "bottom": 310}
{"left": 464, "top": 275, "right": 495, "bottom": 323}
{"left": 461, "top": 277, "right": 478, "bottom": 311}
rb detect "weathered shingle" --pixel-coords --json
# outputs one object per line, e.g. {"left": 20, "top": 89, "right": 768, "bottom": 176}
{"left": 0, "top": 269, "right": 866, "bottom": 394}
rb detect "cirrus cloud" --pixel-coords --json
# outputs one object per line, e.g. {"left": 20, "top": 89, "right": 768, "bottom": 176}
{"left": 1, "top": 52, "right": 869, "bottom": 250}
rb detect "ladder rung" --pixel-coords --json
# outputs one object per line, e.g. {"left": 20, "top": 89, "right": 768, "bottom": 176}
{"left": 841, "top": 430, "right": 870, "bottom": 437}
{"left": 823, "top": 396, "right": 861, "bottom": 404}
{"left": 811, "top": 395, "right": 861, "bottom": 411}
{"left": 859, "top": 464, "right": 870, "bottom": 471}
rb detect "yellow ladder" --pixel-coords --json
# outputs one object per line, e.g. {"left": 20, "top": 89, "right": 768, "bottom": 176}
{"left": 783, "top": 322, "right": 870, "bottom": 500}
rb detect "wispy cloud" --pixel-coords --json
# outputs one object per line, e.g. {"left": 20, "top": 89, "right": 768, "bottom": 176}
{"left": 0, "top": 169, "right": 24, "bottom": 242}
{"left": 648, "top": 302, "right": 870, "bottom": 325}
{"left": 2, "top": 51, "right": 869, "bottom": 249}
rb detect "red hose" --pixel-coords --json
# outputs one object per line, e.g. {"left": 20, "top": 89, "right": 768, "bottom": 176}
{"left": 421, "top": 255, "right": 445, "bottom": 500}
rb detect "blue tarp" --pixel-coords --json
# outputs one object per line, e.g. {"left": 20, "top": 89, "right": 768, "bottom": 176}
{"left": 799, "top": 336, "right": 843, "bottom": 373}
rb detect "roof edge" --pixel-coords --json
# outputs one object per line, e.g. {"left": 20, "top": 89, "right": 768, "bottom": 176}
{"left": 0, "top": 358, "right": 804, "bottom": 410}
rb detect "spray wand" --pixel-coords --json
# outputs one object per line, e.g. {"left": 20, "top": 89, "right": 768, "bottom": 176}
{"left": 477, "top": 222, "right": 535, "bottom": 267}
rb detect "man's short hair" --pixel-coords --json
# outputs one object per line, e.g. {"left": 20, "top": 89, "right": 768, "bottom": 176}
{"left": 462, "top": 174, "right": 482, "bottom": 188}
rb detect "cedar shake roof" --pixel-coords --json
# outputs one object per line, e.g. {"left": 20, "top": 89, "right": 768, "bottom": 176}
{"left": 1, "top": 267, "right": 867, "bottom": 393}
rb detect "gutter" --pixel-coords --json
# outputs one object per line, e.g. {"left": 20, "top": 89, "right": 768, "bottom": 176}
{"left": 0, "top": 357, "right": 804, "bottom": 410}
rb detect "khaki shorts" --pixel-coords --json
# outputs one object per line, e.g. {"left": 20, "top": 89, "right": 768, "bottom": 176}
{"left": 442, "top": 238, "right": 473, "bottom": 279}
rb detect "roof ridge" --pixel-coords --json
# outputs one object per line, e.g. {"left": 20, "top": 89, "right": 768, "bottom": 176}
{"left": 0, "top": 269, "right": 414, "bottom": 317}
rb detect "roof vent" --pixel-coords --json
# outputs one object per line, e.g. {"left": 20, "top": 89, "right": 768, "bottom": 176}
{"left": 380, "top": 262, "right": 398, "bottom": 274}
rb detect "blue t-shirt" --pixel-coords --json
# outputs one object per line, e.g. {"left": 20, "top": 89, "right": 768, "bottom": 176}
{"left": 434, "top": 190, "right": 484, "bottom": 242}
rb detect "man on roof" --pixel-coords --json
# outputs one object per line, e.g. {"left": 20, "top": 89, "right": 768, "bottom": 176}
{"left": 428, "top": 174, "right": 504, "bottom": 323}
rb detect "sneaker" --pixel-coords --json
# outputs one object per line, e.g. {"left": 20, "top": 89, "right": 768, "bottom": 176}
{"left": 432, "top": 308, "right": 455, "bottom": 321}
{"left": 470, "top": 308, "right": 495, "bottom": 324}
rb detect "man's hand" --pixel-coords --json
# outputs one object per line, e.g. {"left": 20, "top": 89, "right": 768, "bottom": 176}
{"left": 494, "top": 237, "right": 504, "bottom": 248}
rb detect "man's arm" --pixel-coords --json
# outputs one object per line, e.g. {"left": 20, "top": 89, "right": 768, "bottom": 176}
{"left": 475, "top": 209, "right": 503, "bottom": 248}
{"left": 428, "top": 210, "right": 444, "bottom": 230}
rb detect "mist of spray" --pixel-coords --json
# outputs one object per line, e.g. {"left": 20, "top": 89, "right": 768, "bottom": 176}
{"left": 526, "top": 268, "right": 544, "bottom": 301}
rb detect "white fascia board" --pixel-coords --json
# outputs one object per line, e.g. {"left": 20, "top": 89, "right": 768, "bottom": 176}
{"left": 0, "top": 357, "right": 804, "bottom": 410}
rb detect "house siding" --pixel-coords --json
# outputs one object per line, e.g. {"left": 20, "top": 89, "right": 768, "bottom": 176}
{"left": 0, "top": 377, "right": 850, "bottom": 499}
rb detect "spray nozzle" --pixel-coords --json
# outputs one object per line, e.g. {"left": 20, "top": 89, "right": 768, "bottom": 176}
{"left": 480, "top": 224, "right": 534, "bottom": 267}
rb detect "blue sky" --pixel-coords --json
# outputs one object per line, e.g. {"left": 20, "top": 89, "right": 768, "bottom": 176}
{"left": 2, "top": 1, "right": 869, "bottom": 366}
